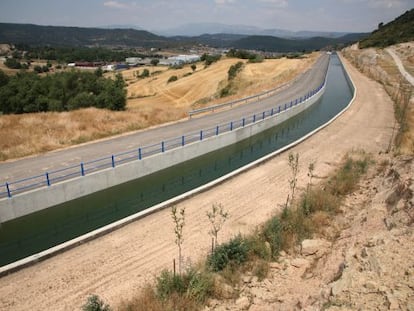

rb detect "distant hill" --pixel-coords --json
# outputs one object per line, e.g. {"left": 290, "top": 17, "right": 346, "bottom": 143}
{"left": 0, "top": 22, "right": 367, "bottom": 53}
{"left": 154, "top": 22, "right": 350, "bottom": 39}
{"left": 230, "top": 33, "right": 368, "bottom": 52}
{"left": 359, "top": 9, "right": 414, "bottom": 48}
{"left": 0, "top": 23, "right": 170, "bottom": 47}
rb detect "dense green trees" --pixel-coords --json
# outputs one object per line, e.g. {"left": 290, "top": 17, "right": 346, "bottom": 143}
{"left": 4, "top": 57, "right": 30, "bottom": 69}
{"left": 200, "top": 53, "right": 221, "bottom": 66}
{"left": 0, "top": 69, "right": 126, "bottom": 114}
{"left": 14, "top": 45, "right": 162, "bottom": 63}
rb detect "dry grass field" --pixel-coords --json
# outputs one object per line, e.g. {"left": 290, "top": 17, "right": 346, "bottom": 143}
{"left": 0, "top": 53, "right": 319, "bottom": 161}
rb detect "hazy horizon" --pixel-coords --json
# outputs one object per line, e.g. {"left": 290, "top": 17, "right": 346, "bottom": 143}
{"left": 0, "top": 0, "right": 412, "bottom": 34}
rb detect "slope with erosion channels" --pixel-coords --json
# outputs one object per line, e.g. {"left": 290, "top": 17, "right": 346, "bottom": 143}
{"left": 0, "top": 53, "right": 318, "bottom": 161}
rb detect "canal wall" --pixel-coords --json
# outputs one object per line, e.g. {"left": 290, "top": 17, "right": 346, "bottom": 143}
{"left": 0, "top": 78, "right": 326, "bottom": 223}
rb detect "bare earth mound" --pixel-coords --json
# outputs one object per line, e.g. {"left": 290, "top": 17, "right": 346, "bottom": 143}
{"left": 0, "top": 54, "right": 395, "bottom": 310}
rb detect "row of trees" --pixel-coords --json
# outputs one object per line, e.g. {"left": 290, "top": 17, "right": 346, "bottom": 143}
{"left": 13, "top": 45, "right": 163, "bottom": 63}
{"left": 0, "top": 69, "right": 126, "bottom": 114}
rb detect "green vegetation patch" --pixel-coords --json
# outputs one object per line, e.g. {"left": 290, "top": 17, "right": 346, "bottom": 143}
{"left": 359, "top": 9, "right": 414, "bottom": 48}
{"left": 0, "top": 69, "right": 126, "bottom": 114}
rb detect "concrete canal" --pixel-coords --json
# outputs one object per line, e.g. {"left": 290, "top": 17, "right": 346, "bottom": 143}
{"left": 0, "top": 54, "right": 353, "bottom": 267}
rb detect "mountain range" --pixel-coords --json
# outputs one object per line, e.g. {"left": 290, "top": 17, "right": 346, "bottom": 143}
{"left": 0, "top": 22, "right": 367, "bottom": 53}
{"left": 104, "top": 22, "right": 350, "bottom": 39}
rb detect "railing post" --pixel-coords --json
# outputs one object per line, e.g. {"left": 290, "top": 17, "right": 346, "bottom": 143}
{"left": 111, "top": 155, "right": 115, "bottom": 168}
{"left": 46, "top": 172, "right": 50, "bottom": 186}
{"left": 200, "top": 130, "right": 203, "bottom": 141}
{"left": 230, "top": 122, "right": 233, "bottom": 131}
{"left": 162, "top": 141, "right": 165, "bottom": 152}
{"left": 182, "top": 136, "right": 185, "bottom": 146}
{"left": 253, "top": 115, "right": 256, "bottom": 122}
{"left": 262, "top": 111, "right": 265, "bottom": 120}
{"left": 138, "top": 148, "right": 142, "bottom": 160}
{"left": 242, "top": 118, "right": 245, "bottom": 127}
{"left": 216, "top": 126, "right": 219, "bottom": 136}
{"left": 81, "top": 163, "right": 85, "bottom": 176}
{"left": 278, "top": 106, "right": 281, "bottom": 113}
{"left": 271, "top": 108, "right": 274, "bottom": 116}
{"left": 6, "top": 182, "right": 11, "bottom": 198}
{"left": 284, "top": 103, "right": 287, "bottom": 110}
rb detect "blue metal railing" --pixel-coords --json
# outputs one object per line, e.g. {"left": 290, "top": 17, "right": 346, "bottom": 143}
{"left": 0, "top": 80, "right": 326, "bottom": 199}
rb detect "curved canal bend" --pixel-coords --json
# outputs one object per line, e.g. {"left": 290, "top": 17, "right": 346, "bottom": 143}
{"left": 0, "top": 53, "right": 353, "bottom": 267}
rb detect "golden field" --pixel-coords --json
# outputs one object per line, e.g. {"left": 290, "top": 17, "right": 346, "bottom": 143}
{"left": 0, "top": 53, "right": 319, "bottom": 161}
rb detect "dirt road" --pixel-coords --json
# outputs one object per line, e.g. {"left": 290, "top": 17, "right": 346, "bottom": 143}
{"left": 0, "top": 55, "right": 394, "bottom": 310}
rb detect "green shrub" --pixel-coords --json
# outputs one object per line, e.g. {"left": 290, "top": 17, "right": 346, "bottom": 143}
{"left": 300, "top": 188, "right": 339, "bottom": 216}
{"left": 227, "top": 62, "right": 243, "bottom": 81}
{"left": 156, "top": 268, "right": 214, "bottom": 304}
{"left": 167, "top": 75, "right": 178, "bottom": 83}
{"left": 246, "top": 233, "right": 270, "bottom": 261}
{"left": 82, "top": 295, "right": 112, "bottom": 311}
{"left": 201, "top": 53, "right": 221, "bottom": 66}
{"left": 156, "top": 269, "right": 186, "bottom": 301}
{"left": 219, "top": 85, "right": 231, "bottom": 98}
{"left": 262, "top": 216, "right": 282, "bottom": 258}
{"left": 327, "top": 156, "right": 370, "bottom": 196}
{"left": 140, "top": 69, "right": 150, "bottom": 78}
{"left": 208, "top": 235, "right": 248, "bottom": 272}
{"left": 185, "top": 269, "right": 214, "bottom": 303}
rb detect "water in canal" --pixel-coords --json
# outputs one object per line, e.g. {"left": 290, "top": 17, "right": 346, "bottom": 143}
{"left": 0, "top": 54, "right": 353, "bottom": 267}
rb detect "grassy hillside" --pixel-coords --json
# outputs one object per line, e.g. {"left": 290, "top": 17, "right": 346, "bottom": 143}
{"left": 359, "top": 8, "right": 414, "bottom": 48}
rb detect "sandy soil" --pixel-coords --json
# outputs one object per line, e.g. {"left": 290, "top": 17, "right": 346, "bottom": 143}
{"left": 0, "top": 54, "right": 395, "bottom": 310}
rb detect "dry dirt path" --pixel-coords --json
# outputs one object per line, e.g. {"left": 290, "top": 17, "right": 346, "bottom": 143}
{"left": 386, "top": 47, "right": 414, "bottom": 86}
{"left": 0, "top": 54, "right": 394, "bottom": 310}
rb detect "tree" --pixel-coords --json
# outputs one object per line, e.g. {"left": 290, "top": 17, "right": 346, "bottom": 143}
{"left": 140, "top": 69, "right": 150, "bottom": 78}
{"left": 191, "top": 64, "right": 196, "bottom": 72}
{"left": 206, "top": 203, "right": 229, "bottom": 250}
{"left": 288, "top": 152, "right": 300, "bottom": 204}
{"left": 171, "top": 206, "right": 185, "bottom": 275}
{"left": 4, "top": 57, "right": 22, "bottom": 69}
{"left": 0, "top": 70, "right": 9, "bottom": 87}
{"left": 151, "top": 58, "right": 159, "bottom": 66}
{"left": 95, "top": 67, "right": 103, "bottom": 77}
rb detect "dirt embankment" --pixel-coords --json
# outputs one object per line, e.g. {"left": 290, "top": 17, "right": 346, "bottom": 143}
{"left": 207, "top": 153, "right": 414, "bottom": 311}
{"left": 0, "top": 53, "right": 396, "bottom": 310}
{"left": 342, "top": 42, "right": 414, "bottom": 154}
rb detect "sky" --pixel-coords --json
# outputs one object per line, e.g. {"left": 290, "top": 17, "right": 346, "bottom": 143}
{"left": 0, "top": 0, "right": 413, "bottom": 33}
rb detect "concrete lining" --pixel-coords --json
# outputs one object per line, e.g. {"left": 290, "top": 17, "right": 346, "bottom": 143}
{"left": 0, "top": 85, "right": 325, "bottom": 223}
{"left": 0, "top": 53, "right": 356, "bottom": 276}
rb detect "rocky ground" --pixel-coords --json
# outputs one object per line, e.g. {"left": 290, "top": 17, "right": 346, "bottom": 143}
{"left": 205, "top": 154, "right": 414, "bottom": 311}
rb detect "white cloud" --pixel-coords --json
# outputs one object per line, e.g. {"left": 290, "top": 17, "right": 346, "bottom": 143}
{"left": 258, "top": 0, "right": 288, "bottom": 8}
{"left": 340, "top": 0, "right": 404, "bottom": 8}
{"left": 215, "top": 0, "right": 236, "bottom": 5}
{"left": 103, "top": 1, "right": 129, "bottom": 9}
{"left": 367, "top": 0, "right": 404, "bottom": 9}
